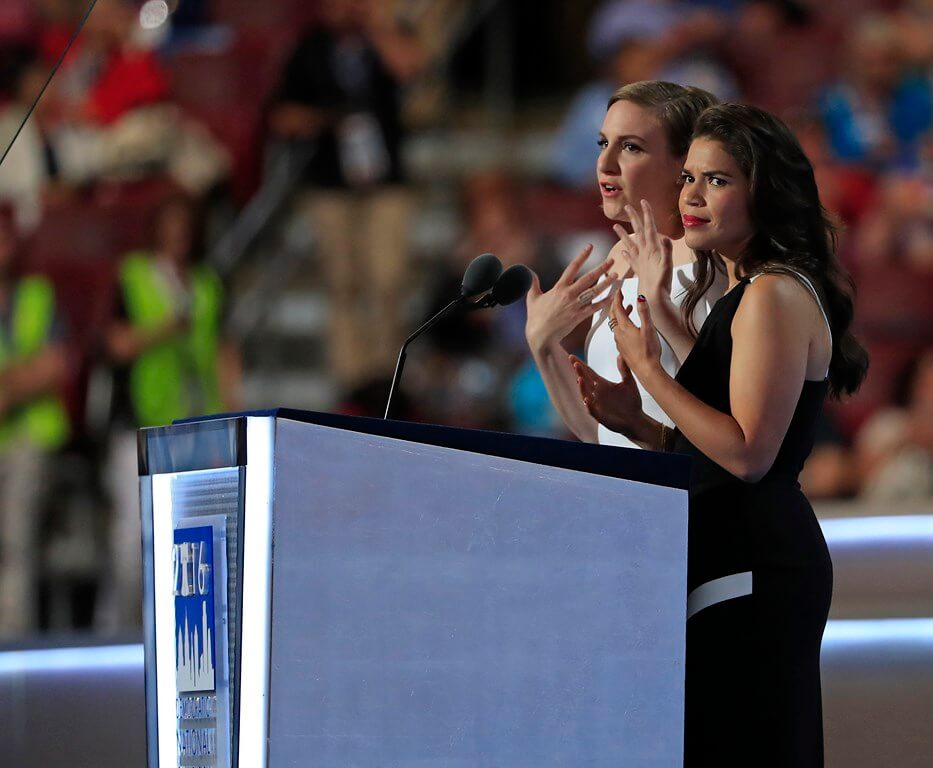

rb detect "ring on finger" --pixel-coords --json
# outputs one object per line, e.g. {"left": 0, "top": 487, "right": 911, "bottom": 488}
{"left": 578, "top": 288, "right": 597, "bottom": 305}
{"left": 608, "top": 318, "right": 618, "bottom": 330}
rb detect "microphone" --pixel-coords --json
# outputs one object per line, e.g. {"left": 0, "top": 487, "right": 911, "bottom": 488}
{"left": 460, "top": 252, "right": 502, "bottom": 297}
{"left": 467, "top": 264, "right": 534, "bottom": 310}
{"left": 383, "top": 253, "right": 502, "bottom": 419}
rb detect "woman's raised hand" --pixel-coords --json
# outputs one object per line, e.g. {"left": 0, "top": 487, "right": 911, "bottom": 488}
{"left": 569, "top": 353, "right": 644, "bottom": 436}
{"left": 612, "top": 199, "right": 674, "bottom": 304}
{"left": 609, "top": 292, "right": 663, "bottom": 379}
{"left": 525, "top": 243, "right": 618, "bottom": 353}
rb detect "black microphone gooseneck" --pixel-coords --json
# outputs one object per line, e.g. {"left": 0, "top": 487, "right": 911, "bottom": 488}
{"left": 383, "top": 253, "right": 502, "bottom": 419}
{"left": 382, "top": 297, "right": 460, "bottom": 420}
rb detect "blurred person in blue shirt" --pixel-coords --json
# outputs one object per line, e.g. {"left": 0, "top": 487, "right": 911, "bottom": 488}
{"left": 819, "top": 14, "right": 933, "bottom": 172}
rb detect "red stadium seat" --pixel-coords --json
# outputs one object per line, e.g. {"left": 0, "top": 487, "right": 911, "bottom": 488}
{"left": 167, "top": 31, "right": 294, "bottom": 201}
{"left": 0, "top": 0, "right": 34, "bottom": 44}
{"left": 168, "top": 28, "right": 295, "bottom": 109}
{"left": 828, "top": 338, "right": 929, "bottom": 439}
{"left": 27, "top": 202, "right": 120, "bottom": 266}
{"left": 852, "top": 265, "right": 933, "bottom": 339}
{"left": 93, "top": 177, "right": 182, "bottom": 253}
{"left": 210, "top": 0, "right": 319, "bottom": 29}
{"left": 526, "top": 185, "right": 611, "bottom": 236}
{"left": 826, "top": 265, "right": 933, "bottom": 437}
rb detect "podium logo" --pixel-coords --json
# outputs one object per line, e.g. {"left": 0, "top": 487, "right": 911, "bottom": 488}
{"left": 173, "top": 526, "right": 217, "bottom": 694}
{"left": 173, "top": 541, "right": 211, "bottom": 597}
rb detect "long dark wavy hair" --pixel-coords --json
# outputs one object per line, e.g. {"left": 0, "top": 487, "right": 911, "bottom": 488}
{"left": 681, "top": 103, "right": 868, "bottom": 398}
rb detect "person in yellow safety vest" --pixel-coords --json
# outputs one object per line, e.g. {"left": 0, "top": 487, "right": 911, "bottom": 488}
{"left": 0, "top": 209, "right": 70, "bottom": 637}
{"left": 97, "top": 193, "right": 241, "bottom": 631}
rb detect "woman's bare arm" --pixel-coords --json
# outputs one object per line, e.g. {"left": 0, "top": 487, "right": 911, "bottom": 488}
{"left": 525, "top": 245, "right": 619, "bottom": 442}
{"left": 617, "top": 276, "right": 819, "bottom": 480}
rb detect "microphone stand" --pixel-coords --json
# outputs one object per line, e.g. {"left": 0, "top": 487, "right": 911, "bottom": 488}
{"left": 383, "top": 296, "right": 465, "bottom": 419}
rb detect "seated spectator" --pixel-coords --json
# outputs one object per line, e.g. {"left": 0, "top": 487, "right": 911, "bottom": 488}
{"left": 819, "top": 14, "right": 933, "bottom": 172}
{"left": 79, "top": 0, "right": 169, "bottom": 127}
{"left": 850, "top": 172, "right": 933, "bottom": 272}
{"left": 0, "top": 0, "right": 33, "bottom": 46}
{"left": 790, "top": 111, "right": 877, "bottom": 229}
{"left": 40, "top": 0, "right": 228, "bottom": 192}
{"left": 854, "top": 349, "right": 933, "bottom": 500}
{"left": 894, "top": 0, "right": 933, "bottom": 71}
{"left": 0, "top": 207, "right": 71, "bottom": 637}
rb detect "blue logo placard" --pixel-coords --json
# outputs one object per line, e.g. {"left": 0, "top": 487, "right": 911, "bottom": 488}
{"left": 173, "top": 526, "right": 216, "bottom": 693}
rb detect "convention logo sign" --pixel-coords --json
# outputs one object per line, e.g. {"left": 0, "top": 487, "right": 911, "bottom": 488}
{"left": 174, "top": 526, "right": 216, "bottom": 693}
{"left": 173, "top": 522, "right": 227, "bottom": 767}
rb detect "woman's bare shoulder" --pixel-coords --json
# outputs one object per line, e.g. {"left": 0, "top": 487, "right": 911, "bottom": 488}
{"left": 736, "top": 272, "right": 820, "bottom": 335}
{"left": 744, "top": 272, "right": 818, "bottom": 308}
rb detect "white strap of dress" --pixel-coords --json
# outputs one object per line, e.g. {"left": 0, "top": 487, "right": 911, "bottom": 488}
{"left": 749, "top": 269, "right": 832, "bottom": 377}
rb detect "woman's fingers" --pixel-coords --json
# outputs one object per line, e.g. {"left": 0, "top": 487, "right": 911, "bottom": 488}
{"left": 571, "top": 357, "right": 594, "bottom": 403}
{"left": 570, "top": 355, "right": 609, "bottom": 398}
{"left": 573, "top": 257, "right": 615, "bottom": 294}
{"left": 570, "top": 355, "right": 589, "bottom": 384}
{"left": 608, "top": 289, "right": 623, "bottom": 324}
{"left": 559, "top": 243, "right": 594, "bottom": 286}
{"left": 616, "top": 354, "right": 632, "bottom": 380}
{"left": 609, "top": 290, "right": 637, "bottom": 328}
{"left": 641, "top": 199, "right": 666, "bottom": 255}
{"left": 588, "top": 284, "right": 619, "bottom": 315}
{"left": 527, "top": 270, "right": 542, "bottom": 298}
{"left": 579, "top": 273, "right": 618, "bottom": 305}
{"left": 612, "top": 223, "right": 637, "bottom": 252}
{"left": 641, "top": 199, "right": 659, "bottom": 237}
{"left": 641, "top": 200, "right": 670, "bottom": 259}
{"left": 636, "top": 294, "right": 656, "bottom": 334}
{"left": 624, "top": 204, "right": 643, "bottom": 240}
{"left": 571, "top": 354, "right": 594, "bottom": 381}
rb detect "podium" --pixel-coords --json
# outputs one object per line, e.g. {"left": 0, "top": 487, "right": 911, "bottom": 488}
{"left": 139, "top": 409, "right": 690, "bottom": 768}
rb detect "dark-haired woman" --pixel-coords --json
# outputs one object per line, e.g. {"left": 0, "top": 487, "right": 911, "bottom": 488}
{"left": 574, "top": 103, "right": 869, "bottom": 766}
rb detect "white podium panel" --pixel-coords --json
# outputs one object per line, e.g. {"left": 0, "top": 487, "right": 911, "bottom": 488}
{"left": 267, "top": 419, "right": 688, "bottom": 767}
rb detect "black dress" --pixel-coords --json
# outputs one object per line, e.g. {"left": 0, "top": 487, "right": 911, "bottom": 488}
{"left": 671, "top": 276, "right": 833, "bottom": 767}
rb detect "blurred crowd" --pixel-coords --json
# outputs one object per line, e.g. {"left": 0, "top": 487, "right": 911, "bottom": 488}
{"left": 0, "top": 0, "right": 930, "bottom": 637}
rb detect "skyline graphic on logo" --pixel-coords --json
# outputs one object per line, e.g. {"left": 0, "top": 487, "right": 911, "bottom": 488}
{"left": 174, "top": 526, "right": 216, "bottom": 693}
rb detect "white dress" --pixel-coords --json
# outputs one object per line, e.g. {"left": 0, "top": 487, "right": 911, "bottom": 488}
{"left": 584, "top": 261, "right": 728, "bottom": 448}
